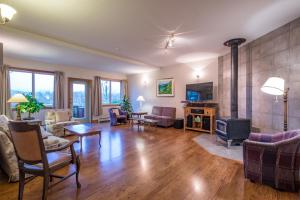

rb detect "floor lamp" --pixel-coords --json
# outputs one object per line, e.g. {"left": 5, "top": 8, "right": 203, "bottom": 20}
{"left": 261, "top": 77, "right": 289, "bottom": 131}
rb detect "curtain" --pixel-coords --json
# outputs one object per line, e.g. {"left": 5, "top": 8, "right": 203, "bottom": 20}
{"left": 93, "top": 76, "right": 102, "bottom": 116}
{"left": 0, "top": 65, "right": 11, "bottom": 117}
{"left": 54, "top": 71, "right": 65, "bottom": 109}
{"left": 121, "top": 80, "right": 128, "bottom": 98}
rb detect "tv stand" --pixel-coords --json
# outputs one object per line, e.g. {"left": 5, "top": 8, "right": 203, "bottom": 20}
{"left": 184, "top": 103, "right": 217, "bottom": 134}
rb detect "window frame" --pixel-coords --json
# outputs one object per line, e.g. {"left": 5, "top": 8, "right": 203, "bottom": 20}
{"left": 8, "top": 67, "right": 55, "bottom": 109}
{"left": 101, "top": 78, "right": 121, "bottom": 106}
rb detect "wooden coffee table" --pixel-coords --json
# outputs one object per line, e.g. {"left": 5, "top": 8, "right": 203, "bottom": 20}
{"left": 64, "top": 123, "right": 101, "bottom": 151}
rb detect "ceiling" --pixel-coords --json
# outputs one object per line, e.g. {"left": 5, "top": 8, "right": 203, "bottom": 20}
{"left": 1, "top": 0, "right": 300, "bottom": 74}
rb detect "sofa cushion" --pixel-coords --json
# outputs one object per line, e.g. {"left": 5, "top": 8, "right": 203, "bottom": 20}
{"left": 152, "top": 106, "right": 162, "bottom": 116}
{"left": 144, "top": 115, "right": 159, "bottom": 120}
{"left": 161, "top": 107, "right": 176, "bottom": 118}
{"left": 158, "top": 116, "right": 172, "bottom": 120}
{"left": 55, "top": 111, "right": 70, "bottom": 122}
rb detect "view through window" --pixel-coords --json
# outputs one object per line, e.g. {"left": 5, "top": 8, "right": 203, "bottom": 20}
{"left": 101, "top": 80, "right": 121, "bottom": 105}
{"left": 9, "top": 70, "right": 55, "bottom": 107}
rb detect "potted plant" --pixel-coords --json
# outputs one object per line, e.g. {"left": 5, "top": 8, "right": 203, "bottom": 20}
{"left": 120, "top": 95, "right": 133, "bottom": 119}
{"left": 19, "top": 93, "right": 45, "bottom": 120}
{"left": 194, "top": 116, "right": 201, "bottom": 128}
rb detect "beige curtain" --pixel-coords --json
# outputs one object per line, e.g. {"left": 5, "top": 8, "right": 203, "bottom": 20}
{"left": 54, "top": 71, "right": 65, "bottom": 109}
{"left": 121, "top": 80, "right": 128, "bottom": 98}
{"left": 0, "top": 65, "right": 11, "bottom": 117}
{"left": 93, "top": 76, "right": 102, "bottom": 116}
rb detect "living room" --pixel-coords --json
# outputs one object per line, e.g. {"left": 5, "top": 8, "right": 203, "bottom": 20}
{"left": 1, "top": 1, "right": 300, "bottom": 200}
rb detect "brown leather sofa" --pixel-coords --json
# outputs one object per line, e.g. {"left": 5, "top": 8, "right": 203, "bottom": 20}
{"left": 144, "top": 106, "right": 176, "bottom": 127}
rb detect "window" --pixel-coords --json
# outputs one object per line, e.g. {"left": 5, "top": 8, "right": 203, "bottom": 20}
{"left": 101, "top": 80, "right": 121, "bottom": 105}
{"left": 9, "top": 70, "right": 55, "bottom": 107}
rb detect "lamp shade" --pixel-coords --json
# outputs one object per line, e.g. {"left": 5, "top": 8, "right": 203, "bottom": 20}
{"left": 136, "top": 96, "right": 145, "bottom": 102}
{"left": 261, "top": 77, "right": 284, "bottom": 96}
{"left": 7, "top": 94, "right": 28, "bottom": 103}
{"left": 0, "top": 4, "right": 17, "bottom": 21}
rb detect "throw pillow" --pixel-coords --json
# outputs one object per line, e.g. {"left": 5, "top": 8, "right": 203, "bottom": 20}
{"left": 112, "top": 109, "right": 120, "bottom": 116}
{"left": 55, "top": 111, "right": 70, "bottom": 122}
{"left": 0, "top": 115, "right": 10, "bottom": 135}
{"left": 40, "top": 126, "right": 53, "bottom": 138}
{"left": 45, "top": 110, "right": 56, "bottom": 121}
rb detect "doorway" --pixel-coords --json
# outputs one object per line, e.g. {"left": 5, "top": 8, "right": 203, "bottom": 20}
{"left": 68, "top": 78, "right": 92, "bottom": 123}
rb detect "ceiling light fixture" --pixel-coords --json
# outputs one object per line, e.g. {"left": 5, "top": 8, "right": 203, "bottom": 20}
{"left": 0, "top": 4, "right": 17, "bottom": 24}
{"left": 165, "top": 34, "right": 175, "bottom": 49}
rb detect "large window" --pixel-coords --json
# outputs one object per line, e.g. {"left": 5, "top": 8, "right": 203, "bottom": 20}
{"left": 9, "top": 70, "right": 55, "bottom": 107}
{"left": 101, "top": 80, "right": 121, "bottom": 105}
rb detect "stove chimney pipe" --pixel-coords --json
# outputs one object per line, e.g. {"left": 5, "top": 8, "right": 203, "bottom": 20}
{"left": 224, "top": 38, "right": 246, "bottom": 119}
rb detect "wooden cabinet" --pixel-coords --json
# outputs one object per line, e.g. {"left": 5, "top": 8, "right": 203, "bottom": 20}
{"left": 184, "top": 106, "right": 216, "bottom": 134}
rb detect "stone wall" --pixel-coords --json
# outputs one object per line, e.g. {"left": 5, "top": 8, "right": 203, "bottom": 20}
{"left": 219, "top": 17, "right": 300, "bottom": 132}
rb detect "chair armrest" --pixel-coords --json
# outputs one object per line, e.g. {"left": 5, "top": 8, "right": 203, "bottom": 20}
{"left": 46, "top": 138, "right": 79, "bottom": 153}
{"left": 45, "top": 119, "right": 55, "bottom": 125}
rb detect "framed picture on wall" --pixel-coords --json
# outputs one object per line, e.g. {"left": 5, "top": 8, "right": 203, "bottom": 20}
{"left": 156, "top": 78, "right": 175, "bottom": 97}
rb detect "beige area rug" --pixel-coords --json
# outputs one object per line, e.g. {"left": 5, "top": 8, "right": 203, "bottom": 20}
{"left": 193, "top": 134, "right": 243, "bottom": 162}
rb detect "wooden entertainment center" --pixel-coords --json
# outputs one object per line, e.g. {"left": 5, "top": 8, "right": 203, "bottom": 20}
{"left": 183, "top": 103, "right": 217, "bottom": 134}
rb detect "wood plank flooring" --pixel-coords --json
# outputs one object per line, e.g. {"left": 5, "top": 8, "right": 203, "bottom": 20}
{"left": 0, "top": 123, "right": 299, "bottom": 200}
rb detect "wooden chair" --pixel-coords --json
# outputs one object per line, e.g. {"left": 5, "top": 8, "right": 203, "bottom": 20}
{"left": 8, "top": 121, "right": 81, "bottom": 200}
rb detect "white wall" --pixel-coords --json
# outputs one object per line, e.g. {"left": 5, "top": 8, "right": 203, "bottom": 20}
{"left": 4, "top": 56, "right": 127, "bottom": 121}
{"left": 127, "top": 58, "right": 218, "bottom": 118}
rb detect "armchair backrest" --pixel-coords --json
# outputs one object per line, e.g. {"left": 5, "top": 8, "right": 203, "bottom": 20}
{"left": 8, "top": 121, "right": 46, "bottom": 165}
{"left": 249, "top": 130, "right": 300, "bottom": 143}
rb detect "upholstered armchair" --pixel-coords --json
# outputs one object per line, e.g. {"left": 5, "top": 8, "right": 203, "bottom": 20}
{"left": 0, "top": 115, "right": 70, "bottom": 182}
{"left": 45, "top": 109, "right": 79, "bottom": 137}
{"left": 8, "top": 121, "right": 81, "bottom": 200}
{"left": 243, "top": 130, "right": 300, "bottom": 191}
{"left": 109, "top": 108, "right": 127, "bottom": 126}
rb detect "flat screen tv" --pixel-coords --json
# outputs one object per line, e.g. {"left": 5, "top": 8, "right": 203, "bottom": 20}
{"left": 186, "top": 82, "right": 213, "bottom": 102}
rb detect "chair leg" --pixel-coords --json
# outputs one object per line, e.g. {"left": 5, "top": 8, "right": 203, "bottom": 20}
{"left": 18, "top": 170, "right": 25, "bottom": 200}
{"left": 42, "top": 175, "right": 50, "bottom": 200}
{"left": 75, "top": 156, "right": 81, "bottom": 188}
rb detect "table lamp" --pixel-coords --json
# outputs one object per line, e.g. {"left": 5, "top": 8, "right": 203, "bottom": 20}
{"left": 7, "top": 94, "right": 28, "bottom": 121}
{"left": 136, "top": 96, "right": 145, "bottom": 111}
{"left": 261, "top": 77, "right": 289, "bottom": 131}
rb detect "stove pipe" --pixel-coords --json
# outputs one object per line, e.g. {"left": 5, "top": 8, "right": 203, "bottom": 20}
{"left": 224, "top": 38, "right": 246, "bottom": 119}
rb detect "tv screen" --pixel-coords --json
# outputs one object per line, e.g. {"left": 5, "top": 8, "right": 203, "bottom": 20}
{"left": 186, "top": 82, "right": 213, "bottom": 102}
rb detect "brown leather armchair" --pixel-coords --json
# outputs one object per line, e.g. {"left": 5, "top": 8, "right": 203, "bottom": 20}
{"left": 8, "top": 121, "right": 81, "bottom": 200}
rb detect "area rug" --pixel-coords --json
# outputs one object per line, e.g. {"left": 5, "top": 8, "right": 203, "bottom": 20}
{"left": 193, "top": 134, "right": 243, "bottom": 162}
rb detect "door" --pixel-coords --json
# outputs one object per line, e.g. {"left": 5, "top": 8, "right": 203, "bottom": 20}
{"left": 68, "top": 78, "right": 92, "bottom": 123}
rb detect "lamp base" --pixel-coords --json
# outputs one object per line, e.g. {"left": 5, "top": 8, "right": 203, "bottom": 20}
{"left": 16, "top": 105, "right": 22, "bottom": 121}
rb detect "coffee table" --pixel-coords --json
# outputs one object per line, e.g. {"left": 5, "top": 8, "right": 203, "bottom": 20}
{"left": 64, "top": 123, "right": 101, "bottom": 151}
{"left": 131, "top": 111, "right": 148, "bottom": 118}
{"left": 130, "top": 117, "right": 158, "bottom": 131}
{"left": 143, "top": 118, "right": 159, "bottom": 130}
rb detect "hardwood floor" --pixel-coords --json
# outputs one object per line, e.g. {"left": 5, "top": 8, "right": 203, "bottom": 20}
{"left": 0, "top": 123, "right": 299, "bottom": 200}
